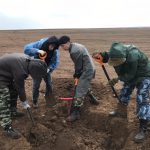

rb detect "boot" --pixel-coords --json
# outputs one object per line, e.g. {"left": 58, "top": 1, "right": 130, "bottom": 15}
{"left": 109, "top": 103, "right": 127, "bottom": 118}
{"left": 66, "top": 106, "right": 81, "bottom": 122}
{"left": 45, "top": 86, "right": 53, "bottom": 99}
{"left": 88, "top": 89, "right": 99, "bottom": 105}
{"left": 11, "top": 108, "right": 25, "bottom": 118}
{"left": 147, "top": 121, "right": 150, "bottom": 131}
{"left": 4, "top": 125, "right": 21, "bottom": 139}
{"left": 134, "top": 119, "right": 148, "bottom": 143}
{"left": 32, "top": 100, "right": 38, "bottom": 108}
{"left": 44, "top": 90, "right": 56, "bottom": 107}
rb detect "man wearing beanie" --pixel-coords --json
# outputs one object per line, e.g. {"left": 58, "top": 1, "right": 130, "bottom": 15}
{"left": 92, "top": 42, "right": 150, "bottom": 143}
{"left": 58, "top": 35, "right": 99, "bottom": 122}
{"left": 0, "top": 53, "right": 47, "bottom": 139}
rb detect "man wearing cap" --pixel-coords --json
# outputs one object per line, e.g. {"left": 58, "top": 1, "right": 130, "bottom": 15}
{"left": 24, "top": 36, "right": 59, "bottom": 108}
{"left": 92, "top": 42, "right": 150, "bottom": 143}
{"left": 0, "top": 53, "right": 47, "bottom": 139}
{"left": 58, "top": 35, "right": 99, "bottom": 122}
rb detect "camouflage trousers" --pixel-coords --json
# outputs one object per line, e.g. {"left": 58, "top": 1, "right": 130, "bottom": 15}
{"left": 0, "top": 85, "right": 18, "bottom": 129}
{"left": 0, "top": 87, "right": 12, "bottom": 128}
{"left": 119, "top": 79, "right": 150, "bottom": 120}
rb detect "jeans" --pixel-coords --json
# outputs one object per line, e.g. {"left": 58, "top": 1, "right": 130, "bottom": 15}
{"left": 32, "top": 72, "right": 52, "bottom": 103}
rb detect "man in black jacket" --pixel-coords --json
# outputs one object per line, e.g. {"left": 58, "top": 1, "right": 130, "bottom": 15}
{"left": 0, "top": 53, "right": 47, "bottom": 139}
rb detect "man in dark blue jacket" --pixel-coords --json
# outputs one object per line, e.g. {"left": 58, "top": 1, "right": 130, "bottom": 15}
{"left": 24, "top": 36, "right": 59, "bottom": 108}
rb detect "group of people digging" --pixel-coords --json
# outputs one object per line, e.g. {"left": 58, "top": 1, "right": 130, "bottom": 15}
{"left": 0, "top": 35, "right": 150, "bottom": 144}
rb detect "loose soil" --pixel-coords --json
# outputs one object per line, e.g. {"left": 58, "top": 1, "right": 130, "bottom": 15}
{"left": 0, "top": 28, "right": 150, "bottom": 150}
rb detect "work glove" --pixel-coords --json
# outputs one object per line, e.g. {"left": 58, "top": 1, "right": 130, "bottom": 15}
{"left": 38, "top": 50, "right": 46, "bottom": 56}
{"left": 21, "top": 100, "right": 30, "bottom": 109}
{"left": 108, "top": 78, "right": 119, "bottom": 86}
{"left": 73, "top": 72, "right": 82, "bottom": 79}
{"left": 47, "top": 68, "right": 53, "bottom": 73}
{"left": 92, "top": 51, "right": 103, "bottom": 64}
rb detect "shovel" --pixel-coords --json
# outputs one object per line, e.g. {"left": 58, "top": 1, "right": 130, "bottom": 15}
{"left": 59, "top": 78, "right": 79, "bottom": 114}
{"left": 94, "top": 58, "right": 120, "bottom": 101}
{"left": 26, "top": 107, "right": 49, "bottom": 145}
{"left": 26, "top": 107, "right": 35, "bottom": 126}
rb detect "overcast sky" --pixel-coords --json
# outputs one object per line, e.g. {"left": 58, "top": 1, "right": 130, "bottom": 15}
{"left": 0, "top": 0, "right": 150, "bottom": 30}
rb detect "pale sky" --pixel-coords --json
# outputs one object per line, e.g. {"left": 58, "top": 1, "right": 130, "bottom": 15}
{"left": 0, "top": 0, "right": 150, "bottom": 30}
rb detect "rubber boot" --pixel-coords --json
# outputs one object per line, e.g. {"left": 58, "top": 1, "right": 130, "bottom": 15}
{"left": 11, "top": 107, "right": 25, "bottom": 118}
{"left": 4, "top": 125, "right": 21, "bottom": 139}
{"left": 66, "top": 106, "right": 81, "bottom": 122}
{"left": 134, "top": 119, "right": 148, "bottom": 143}
{"left": 109, "top": 103, "right": 127, "bottom": 118}
{"left": 88, "top": 89, "right": 99, "bottom": 105}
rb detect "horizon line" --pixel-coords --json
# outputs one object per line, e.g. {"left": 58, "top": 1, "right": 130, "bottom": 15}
{"left": 0, "top": 26, "right": 150, "bottom": 31}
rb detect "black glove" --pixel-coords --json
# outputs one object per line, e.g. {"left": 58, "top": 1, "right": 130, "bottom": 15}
{"left": 73, "top": 72, "right": 82, "bottom": 79}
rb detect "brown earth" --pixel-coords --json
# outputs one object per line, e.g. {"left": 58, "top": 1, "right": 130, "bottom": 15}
{"left": 0, "top": 28, "right": 150, "bottom": 150}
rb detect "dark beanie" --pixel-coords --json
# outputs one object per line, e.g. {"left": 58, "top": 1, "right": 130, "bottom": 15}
{"left": 47, "top": 36, "right": 58, "bottom": 45}
{"left": 58, "top": 36, "right": 70, "bottom": 45}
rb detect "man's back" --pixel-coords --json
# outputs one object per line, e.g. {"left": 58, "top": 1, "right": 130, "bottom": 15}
{"left": 0, "top": 53, "right": 29, "bottom": 86}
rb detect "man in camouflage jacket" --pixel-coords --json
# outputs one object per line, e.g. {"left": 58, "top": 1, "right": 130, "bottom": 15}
{"left": 93, "top": 42, "right": 150, "bottom": 143}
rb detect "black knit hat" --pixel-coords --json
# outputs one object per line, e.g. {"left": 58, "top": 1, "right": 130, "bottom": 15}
{"left": 58, "top": 36, "right": 70, "bottom": 45}
{"left": 47, "top": 36, "right": 58, "bottom": 45}
{"left": 41, "top": 36, "right": 59, "bottom": 51}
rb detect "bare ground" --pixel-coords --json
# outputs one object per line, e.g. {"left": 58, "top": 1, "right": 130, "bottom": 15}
{"left": 0, "top": 28, "right": 150, "bottom": 150}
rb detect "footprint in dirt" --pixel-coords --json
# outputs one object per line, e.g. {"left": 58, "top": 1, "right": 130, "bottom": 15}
{"left": 27, "top": 123, "right": 55, "bottom": 146}
{"left": 104, "top": 117, "right": 129, "bottom": 150}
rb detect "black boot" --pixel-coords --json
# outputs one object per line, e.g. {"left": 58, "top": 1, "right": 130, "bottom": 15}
{"left": 109, "top": 103, "right": 127, "bottom": 118}
{"left": 32, "top": 100, "right": 38, "bottom": 108}
{"left": 11, "top": 108, "right": 25, "bottom": 118}
{"left": 45, "top": 86, "right": 53, "bottom": 99}
{"left": 88, "top": 89, "right": 99, "bottom": 105}
{"left": 44, "top": 89, "right": 56, "bottom": 107}
{"left": 4, "top": 125, "right": 21, "bottom": 139}
{"left": 134, "top": 119, "right": 148, "bottom": 143}
{"left": 66, "top": 106, "right": 81, "bottom": 122}
{"left": 148, "top": 121, "right": 150, "bottom": 131}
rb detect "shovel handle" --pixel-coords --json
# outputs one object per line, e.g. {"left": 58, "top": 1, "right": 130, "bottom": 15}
{"left": 74, "top": 78, "right": 78, "bottom": 86}
{"left": 59, "top": 97, "right": 73, "bottom": 101}
{"left": 101, "top": 65, "right": 120, "bottom": 101}
{"left": 94, "top": 57, "right": 120, "bottom": 101}
{"left": 27, "top": 108, "right": 35, "bottom": 126}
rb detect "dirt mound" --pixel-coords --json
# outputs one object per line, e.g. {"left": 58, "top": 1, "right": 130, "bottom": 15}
{"left": 1, "top": 77, "right": 150, "bottom": 150}
{"left": 0, "top": 129, "right": 31, "bottom": 150}
{"left": 27, "top": 123, "right": 55, "bottom": 146}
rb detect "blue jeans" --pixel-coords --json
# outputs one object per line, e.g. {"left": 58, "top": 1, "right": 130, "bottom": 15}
{"left": 119, "top": 79, "right": 150, "bottom": 120}
{"left": 32, "top": 72, "right": 52, "bottom": 103}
